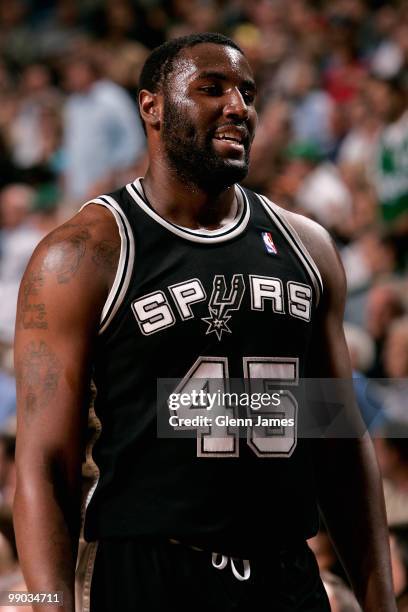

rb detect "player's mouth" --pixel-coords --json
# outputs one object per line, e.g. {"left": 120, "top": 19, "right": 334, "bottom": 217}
{"left": 212, "top": 126, "right": 247, "bottom": 156}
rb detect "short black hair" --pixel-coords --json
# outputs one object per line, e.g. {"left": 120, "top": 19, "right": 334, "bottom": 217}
{"left": 138, "top": 32, "right": 243, "bottom": 96}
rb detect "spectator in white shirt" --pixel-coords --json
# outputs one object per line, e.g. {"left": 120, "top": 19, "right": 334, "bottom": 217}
{"left": 62, "top": 54, "right": 145, "bottom": 201}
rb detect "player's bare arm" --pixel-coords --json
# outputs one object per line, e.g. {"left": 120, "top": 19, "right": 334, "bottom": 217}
{"left": 285, "top": 210, "right": 396, "bottom": 611}
{"left": 13, "top": 205, "right": 120, "bottom": 612}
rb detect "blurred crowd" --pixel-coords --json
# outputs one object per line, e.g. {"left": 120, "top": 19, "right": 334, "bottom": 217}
{"left": 0, "top": 0, "right": 407, "bottom": 610}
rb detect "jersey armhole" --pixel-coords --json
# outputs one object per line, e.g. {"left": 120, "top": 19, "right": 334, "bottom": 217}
{"left": 79, "top": 195, "right": 135, "bottom": 334}
{"left": 257, "top": 194, "right": 324, "bottom": 307}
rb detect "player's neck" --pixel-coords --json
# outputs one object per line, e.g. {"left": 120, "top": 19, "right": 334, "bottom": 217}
{"left": 142, "top": 166, "right": 237, "bottom": 231}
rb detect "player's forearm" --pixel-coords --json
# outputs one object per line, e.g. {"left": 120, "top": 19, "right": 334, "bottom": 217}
{"left": 314, "top": 435, "right": 396, "bottom": 611}
{"left": 13, "top": 474, "right": 79, "bottom": 612}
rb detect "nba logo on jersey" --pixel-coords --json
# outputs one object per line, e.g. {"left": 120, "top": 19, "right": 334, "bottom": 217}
{"left": 262, "top": 232, "right": 278, "bottom": 255}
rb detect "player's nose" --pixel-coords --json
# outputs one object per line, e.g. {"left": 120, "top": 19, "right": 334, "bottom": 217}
{"left": 223, "top": 88, "right": 249, "bottom": 121}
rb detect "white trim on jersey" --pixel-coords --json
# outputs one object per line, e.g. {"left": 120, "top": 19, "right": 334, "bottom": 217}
{"left": 75, "top": 540, "right": 98, "bottom": 612}
{"left": 76, "top": 384, "right": 101, "bottom": 612}
{"left": 79, "top": 195, "right": 135, "bottom": 334}
{"left": 257, "top": 194, "right": 324, "bottom": 306}
{"left": 77, "top": 383, "right": 101, "bottom": 537}
{"left": 126, "top": 178, "right": 250, "bottom": 243}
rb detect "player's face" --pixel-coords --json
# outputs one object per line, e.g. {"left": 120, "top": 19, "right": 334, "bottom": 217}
{"left": 161, "top": 43, "right": 258, "bottom": 191}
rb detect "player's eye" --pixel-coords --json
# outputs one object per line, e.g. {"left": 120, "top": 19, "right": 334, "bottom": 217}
{"left": 200, "top": 84, "right": 222, "bottom": 96}
{"left": 241, "top": 89, "right": 255, "bottom": 104}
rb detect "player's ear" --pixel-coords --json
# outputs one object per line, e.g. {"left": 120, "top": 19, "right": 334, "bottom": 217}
{"left": 139, "top": 89, "right": 162, "bottom": 130}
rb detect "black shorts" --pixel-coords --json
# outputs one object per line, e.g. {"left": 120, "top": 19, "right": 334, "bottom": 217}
{"left": 82, "top": 538, "right": 330, "bottom": 611}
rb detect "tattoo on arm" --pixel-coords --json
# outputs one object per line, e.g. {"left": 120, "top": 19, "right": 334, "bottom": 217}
{"left": 17, "top": 342, "right": 62, "bottom": 425}
{"left": 17, "top": 225, "right": 93, "bottom": 330}
{"left": 18, "top": 270, "right": 48, "bottom": 330}
{"left": 17, "top": 219, "right": 118, "bottom": 333}
{"left": 43, "top": 228, "right": 91, "bottom": 284}
{"left": 92, "top": 240, "right": 120, "bottom": 273}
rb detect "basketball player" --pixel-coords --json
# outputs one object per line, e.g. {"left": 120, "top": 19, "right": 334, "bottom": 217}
{"left": 14, "top": 34, "right": 396, "bottom": 611}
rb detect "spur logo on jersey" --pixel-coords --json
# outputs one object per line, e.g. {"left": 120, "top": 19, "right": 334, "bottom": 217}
{"left": 202, "top": 274, "right": 245, "bottom": 340}
{"left": 131, "top": 275, "right": 312, "bottom": 337}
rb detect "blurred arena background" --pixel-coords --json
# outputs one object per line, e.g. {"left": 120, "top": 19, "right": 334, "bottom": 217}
{"left": 0, "top": 0, "right": 407, "bottom": 610}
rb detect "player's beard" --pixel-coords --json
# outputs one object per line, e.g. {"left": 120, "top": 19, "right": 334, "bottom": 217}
{"left": 161, "top": 97, "right": 250, "bottom": 193}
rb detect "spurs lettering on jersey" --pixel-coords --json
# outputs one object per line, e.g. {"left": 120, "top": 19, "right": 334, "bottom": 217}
{"left": 132, "top": 275, "right": 312, "bottom": 336}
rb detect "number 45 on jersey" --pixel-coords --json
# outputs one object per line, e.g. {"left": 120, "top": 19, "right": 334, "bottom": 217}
{"left": 167, "top": 356, "right": 298, "bottom": 459}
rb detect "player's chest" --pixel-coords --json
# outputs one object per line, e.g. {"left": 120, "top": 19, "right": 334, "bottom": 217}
{"left": 129, "top": 237, "right": 315, "bottom": 340}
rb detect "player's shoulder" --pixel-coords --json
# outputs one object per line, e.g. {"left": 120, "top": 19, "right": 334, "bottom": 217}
{"left": 280, "top": 207, "right": 335, "bottom": 268}
{"left": 258, "top": 192, "right": 343, "bottom": 282}
{"left": 25, "top": 201, "right": 120, "bottom": 287}
{"left": 36, "top": 202, "right": 118, "bottom": 253}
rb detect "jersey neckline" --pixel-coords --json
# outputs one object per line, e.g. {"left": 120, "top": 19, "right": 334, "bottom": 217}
{"left": 126, "top": 178, "right": 250, "bottom": 244}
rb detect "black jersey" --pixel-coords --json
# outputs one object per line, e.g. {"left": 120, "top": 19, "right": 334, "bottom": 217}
{"left": 81, "top": 179, "right": 324, "bottom": 555}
